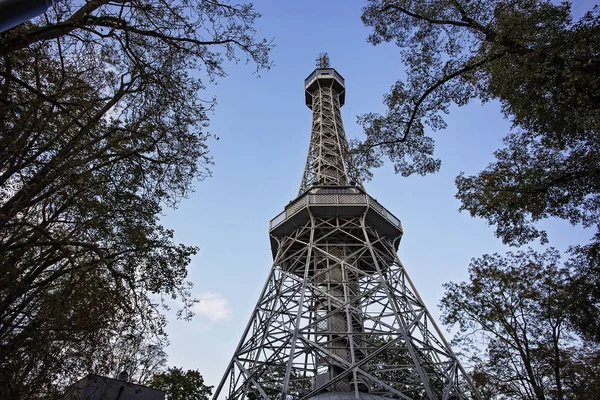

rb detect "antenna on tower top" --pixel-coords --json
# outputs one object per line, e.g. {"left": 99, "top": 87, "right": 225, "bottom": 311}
{"left": 316, "top": 53, "right": 330, "bottom": 68}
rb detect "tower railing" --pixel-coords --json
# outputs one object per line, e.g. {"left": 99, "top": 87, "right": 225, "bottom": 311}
{"left": 269, "top": 192, "right": 403, "bottom": 232}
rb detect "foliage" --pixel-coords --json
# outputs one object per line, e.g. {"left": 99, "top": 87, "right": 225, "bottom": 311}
{"left": 358, "top": 0, "right": 600, "bottom": 345}
{"left": 245, "top": 365, "right": 303, "bottom": 400}
{"left": 365, "top": 337, "right": 438, "bottom": 398}
{"left": 440, "top": 248, "right": 600, "bottom": 399}
{"left": 562, "top": 244, "right": 600, "bottom": 343}
{"left": 356, "top": 0, "right": 599, "bottom": 243}
{"left": 148, "top": 367, "right": 212, "bottom": 400}
{"left": 0, "top": 0, "right": 271, "bottom": 398}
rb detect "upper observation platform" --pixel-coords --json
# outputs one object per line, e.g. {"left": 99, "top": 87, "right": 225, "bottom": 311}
{"left": 305, "top": 68, "right": 346, "bottom": 108}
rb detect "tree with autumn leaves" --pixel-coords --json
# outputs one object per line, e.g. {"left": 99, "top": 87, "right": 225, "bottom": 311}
{"left": 357, "top": 1, "right": 600, "bottom": 398}
{"left": 440, "top": 249, "right": 600, "bottom": 399}
{"left": 0, "top": 0, "right": 271, "bottom": 398}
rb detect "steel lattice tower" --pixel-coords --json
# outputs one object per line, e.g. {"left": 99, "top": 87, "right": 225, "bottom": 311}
{"left": 214, "top": 56, "right": 479, "bottom": 400}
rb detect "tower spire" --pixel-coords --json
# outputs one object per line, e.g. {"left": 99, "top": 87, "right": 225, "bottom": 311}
{"left": 316, "top": 53, "right": 330, "bottom": 68}
{"left": 299, "top": 56, "right": 363, "bottom": 195}
{"left": 213, "top": 59, "right": 480, "bottom": 400}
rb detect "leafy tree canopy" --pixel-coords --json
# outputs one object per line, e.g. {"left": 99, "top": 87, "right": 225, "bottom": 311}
{"left": 0, "top": 0, "right": 271, "bottom": 398}
{"left": 148, "top": 367, "right": 212, "bottom": 400}
{"left": 356, "top": 0, "right": 599, "bottom": 249}
{"left": 440, "top": 248, "right": 600, "bottom": 400}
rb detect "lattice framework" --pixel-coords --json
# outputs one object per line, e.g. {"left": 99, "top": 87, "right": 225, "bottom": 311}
{"left": 214, "top": 60, "right": 479, "bottom": 400}
{"left": 299, "top": 73, "right": 363, "bottom": 195}
{"left": 214, "top": 211, "right": 477, "bottom": 400}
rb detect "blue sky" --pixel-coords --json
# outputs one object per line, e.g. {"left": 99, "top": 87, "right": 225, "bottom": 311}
{"left": 159, "top": 0, "right": 596, "bottom": 389}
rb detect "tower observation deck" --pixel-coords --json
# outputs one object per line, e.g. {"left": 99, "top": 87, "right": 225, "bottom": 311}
{"left": 213, "top": 55, "right": 479, "bottom": 400}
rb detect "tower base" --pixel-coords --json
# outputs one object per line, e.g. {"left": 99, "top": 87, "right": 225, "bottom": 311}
{"left": 214, "top": 212, "right": 475, "bottom": 400}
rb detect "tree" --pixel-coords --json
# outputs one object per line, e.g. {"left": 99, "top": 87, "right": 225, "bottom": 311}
{"left": 561, "top": 245, "right": 600, "bottom": 343}
{"left": 440, "top": 248, "right": 600, "bottom": 400}
{"left": 0, "top": 1, "right": 271, "bottom": 398}
{"left": 147, "top": 367, "right": 212, "bottom": 400}
{"left": 357, "top": 0, "right": 598, "bottom": 180}
{"left": 356, "top": 0, "right": 599, "bottom": 242}
{"left": 357, "top": 0, "right": 599, "bottom": 342}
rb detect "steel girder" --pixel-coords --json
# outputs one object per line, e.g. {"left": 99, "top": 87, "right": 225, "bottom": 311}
{"left": 213, "top": 210, "right": 478, "bottom": 400}
{"left": 214, "top": 64, "right": 478, "bottom": 400}
{"left": 299, "top": 76, "right": 363, "bottom": 195}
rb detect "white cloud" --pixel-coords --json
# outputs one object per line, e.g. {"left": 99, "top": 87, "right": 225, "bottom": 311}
{"left": 194, "top": 292, "right": 232, "bottom": 321}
